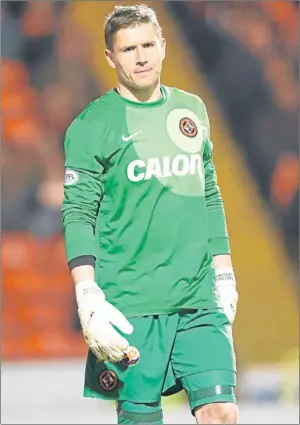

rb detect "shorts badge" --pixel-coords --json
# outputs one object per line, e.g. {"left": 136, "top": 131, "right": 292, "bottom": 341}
{"left": 98, "top": 369, "right": 119, "bottom": 391}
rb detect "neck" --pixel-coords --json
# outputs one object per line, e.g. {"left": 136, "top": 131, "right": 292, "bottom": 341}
{"left": 116, "top": 80, "right": 162, "bottom": 103}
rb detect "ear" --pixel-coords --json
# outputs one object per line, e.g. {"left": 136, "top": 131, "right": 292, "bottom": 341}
{"left": 105, "top": 49, "right": 116, "bottom": 69}
{"left": 161, "top": 38, "right": 166, "bottom": 61}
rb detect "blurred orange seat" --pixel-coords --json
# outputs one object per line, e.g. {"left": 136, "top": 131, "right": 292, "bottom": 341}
{"left": 2, "top": 269, "right": 45, "bottom": 293}
{"left": 2, "top": 87, "right": 39, "bottom": 121}
{"left": 1, "top": 328, "right": 28, "bottom": 360}
{"left": 67, "top": 331, "right": 87, "bottom": 357}
{"left": 1, "top": 306, "right": 23, "bottom": 326}
{"left": 35, "top": 236, "right": 69, "bottom": 273}
{"left": 24, "top": 330, "right": 79, "bottom": 358}
{"left": 271, "top": 153, "right": 299, "bottom": 208}
{"left": 42, "top": 272, "right": 71, "bottom": 293}
{"left": 34, "top": 236, "right": 68, "bottom": 274}
{"left": 2, "top": 232, "right": 38, "bottom": 271}
{"left": 19, "top": 303, "right": 72, "bottom": 329}
{"left": 38, "top": 237, "right": 71, "bottom": 290}
{"left": 3, "top": 115, "right": 44, "bottom": 148}
{"left": 2, "top": 339, "right": 19, "bottom": 360}
{"left": 2, "top": 233, "right": 85, "bottom": 360}
{"left": 2, "top": 233, "right": 48, "bottom": 297}
{"left": 2, "top": 329, "right": 87, "bottom": 360}
{"left": 1, "top": 59, "right": 30, "bottom": 95}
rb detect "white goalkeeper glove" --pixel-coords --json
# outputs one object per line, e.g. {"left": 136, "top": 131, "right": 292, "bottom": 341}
{"left": 215, "top": 267, "right": 238, "bottom": 324}
{"left": 75, "top": 280, "right": 133, "bottom": 362}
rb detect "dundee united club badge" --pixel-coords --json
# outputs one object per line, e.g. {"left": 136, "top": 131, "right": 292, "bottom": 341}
{"left": 98, "top": 369, "right": 119, "bottom": 391}
{"left": 179, "top": 117, "right": 198, "bottom": 138}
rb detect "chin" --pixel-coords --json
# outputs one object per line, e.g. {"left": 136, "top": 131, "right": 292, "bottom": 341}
{"left": 134, "top": 76, "right": 158, "bottom": 90}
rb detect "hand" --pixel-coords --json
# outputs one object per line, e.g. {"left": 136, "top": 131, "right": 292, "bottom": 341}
{"left": 75, "top": 280, "right": 133, "bottom": 361}
{"left": 215, "top": 268, "right": 238, "bottom": 324}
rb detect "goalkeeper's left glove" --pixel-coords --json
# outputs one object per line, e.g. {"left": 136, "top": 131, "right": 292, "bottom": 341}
{"left": 75, "top": 280, "right": 133, "bottom": 362}
{"left": 215, "top": 267, "right": 238, "bottom": 324}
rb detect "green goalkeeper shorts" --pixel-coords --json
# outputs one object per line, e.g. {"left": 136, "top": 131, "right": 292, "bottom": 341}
{"left": 83, "top": 308, "right": 237, "bottom": 413}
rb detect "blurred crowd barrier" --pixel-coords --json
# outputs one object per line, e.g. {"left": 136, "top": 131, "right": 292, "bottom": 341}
{"left": 1, "top": 1, "right": 299, "bottom": 404}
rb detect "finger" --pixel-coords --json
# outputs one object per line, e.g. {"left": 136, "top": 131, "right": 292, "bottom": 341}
{"left": 106, "top": 326, "right": 130, "bottom": 351}
{"left": 95, "top": 340, "right": 123, "bottom": 362}
{"left": 93, "top": 325, "right": 129, "bottom": 357}
{"left": 90, "top": 343, "right": 107, "bottom": 361}
{"left": 107, "top": 347, "right": 124, "bottom": 362}
{"left": 108, "top": 304, "right": 133, "bottom": 335}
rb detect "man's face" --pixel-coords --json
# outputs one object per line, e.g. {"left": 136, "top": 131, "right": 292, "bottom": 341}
{"left": 105, "top": 23, "right": 166, "bottom": 91}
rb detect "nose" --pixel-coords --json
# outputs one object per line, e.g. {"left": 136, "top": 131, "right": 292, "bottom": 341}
{"left": 136, "top": 47, "right": 147, "bottom": 65}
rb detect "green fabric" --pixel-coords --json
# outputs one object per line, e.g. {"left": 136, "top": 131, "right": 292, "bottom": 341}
{"left": 84, "top": 308, "right": 236, "bottom": 409}
{"left": 188, "top": 385, "right": 234, "bottom": 402}
{"left": 62, "top": 85, "right": 230, "bottom": 317}
{"left": 117, "top": 401, "right": 163, "bottom": 424}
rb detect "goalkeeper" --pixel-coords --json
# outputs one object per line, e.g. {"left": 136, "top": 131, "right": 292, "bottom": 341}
{"left": 62, "top": 4, "right": 238, "bottom": 424}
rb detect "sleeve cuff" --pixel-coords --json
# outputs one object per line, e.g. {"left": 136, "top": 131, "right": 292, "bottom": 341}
{"left": 209, "top": 237, "right": 231, "bottom": 256}
{"left": 68, "top": 255, "right": 95, "bottom": 271}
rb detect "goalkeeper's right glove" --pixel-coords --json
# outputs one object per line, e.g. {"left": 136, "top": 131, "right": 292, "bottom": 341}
{"left": 75, "top": 280, "right": 133, "bottom": 362}
{"left": 215, "top": 267, "right": 238, "bottom": 324}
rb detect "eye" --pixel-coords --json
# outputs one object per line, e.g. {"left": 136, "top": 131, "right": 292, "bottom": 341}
{"left": 143, "top": 43, "right": 154, "bottom": 48}
{"left": 124, "top": 46, "right": 135, "bottom": 52}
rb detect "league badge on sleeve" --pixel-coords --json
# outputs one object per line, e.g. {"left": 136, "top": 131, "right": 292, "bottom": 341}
{"left": 64, "top": 169, "right": 79, "bottom": 186}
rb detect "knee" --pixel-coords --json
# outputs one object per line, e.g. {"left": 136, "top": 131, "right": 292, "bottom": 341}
{"left": 117, "top": 400, "right": 163, "bottom": 424}
{"left": 195, "top": 402, "right": 238, "bottom": 424}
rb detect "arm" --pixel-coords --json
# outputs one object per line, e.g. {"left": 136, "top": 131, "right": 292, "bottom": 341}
{"left": 203, "top": 138, "right": 230, "bottom": 260}
{"left": 71, "top": 264, "right": 95, "bottom": 284}
{"left": 202, "top": 104, "right": 238, "bottom": 323}
{"left": 62, "top": 117, "right": 133, "bottom": 361}
{"left": 213, "top": 254, "right": 232, "bottom": 269}
{"left": 62, "top": 117, "right": 103, "bottom": 264}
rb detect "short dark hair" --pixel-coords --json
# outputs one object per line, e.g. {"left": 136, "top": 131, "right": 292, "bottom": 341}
{"left": 104, "top": 3, "right": 162, "bottom": 50}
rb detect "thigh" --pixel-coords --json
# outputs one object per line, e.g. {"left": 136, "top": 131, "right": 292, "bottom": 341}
{"left": 171, "top": 309, "right": 237, "bottom": 412}
{"left": 84, "top": 314, "right": 178, "bottom": 403}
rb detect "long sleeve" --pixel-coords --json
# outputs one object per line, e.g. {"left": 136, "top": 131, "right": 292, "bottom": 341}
{"left": 202, "top": 105, "right": 230, "bottom": 256}
{"left": 62, "top": 117, "right": 104, "bottom": 262}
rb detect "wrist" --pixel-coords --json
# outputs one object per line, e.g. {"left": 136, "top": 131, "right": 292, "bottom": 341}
{"left": 213, "top": 254, "right": 232, "bottom": 269}
{"left": 75, "top": 280, "right": 105, "bottom": 306}
{"left": 215, "top": 267, "right": 234, "bottom": 275}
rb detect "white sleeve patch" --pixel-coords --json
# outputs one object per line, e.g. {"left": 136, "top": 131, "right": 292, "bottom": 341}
{"left": 64, "top": 169, "right": 79, "bottom": 186}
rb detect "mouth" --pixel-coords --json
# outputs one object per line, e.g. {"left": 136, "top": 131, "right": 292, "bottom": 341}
{"left": 135, "top": 68, "right": 152, "bottom": 74}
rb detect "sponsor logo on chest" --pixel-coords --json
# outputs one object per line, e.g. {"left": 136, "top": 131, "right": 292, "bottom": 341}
{"left": 127, "top": 154, "right": 202, "bottom": 182}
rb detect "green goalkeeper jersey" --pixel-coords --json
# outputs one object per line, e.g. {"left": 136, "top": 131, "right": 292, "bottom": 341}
{"left": 62, "top": 85, "right": 230, "bottom": 317}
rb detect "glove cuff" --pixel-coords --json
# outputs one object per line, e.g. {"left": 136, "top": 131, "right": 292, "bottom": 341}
{"left": 214, "top": 267, "right": 236, "bottom": 286}
{"left": 75, "top": 280, "right": 105, "bottom": 307}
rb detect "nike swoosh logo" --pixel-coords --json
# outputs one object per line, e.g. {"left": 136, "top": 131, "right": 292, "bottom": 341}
{"left": 122, "top": 131, "right": 142, "bottom": 142}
